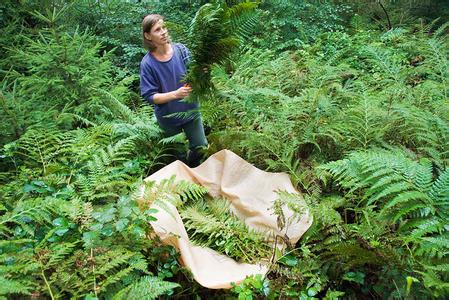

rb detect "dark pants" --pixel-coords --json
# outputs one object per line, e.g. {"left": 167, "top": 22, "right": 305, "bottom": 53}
{"left": 160, "top": 116, "right": 208, "bottom": 167}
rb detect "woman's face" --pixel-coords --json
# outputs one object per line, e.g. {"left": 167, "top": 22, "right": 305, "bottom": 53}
{"left": 145, "top": 19, "right": 169, "bottom": 48}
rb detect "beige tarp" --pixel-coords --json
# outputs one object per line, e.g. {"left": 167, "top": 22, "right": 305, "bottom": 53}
{"left": 141, "top": 149, "right": 312, "bottom": 289}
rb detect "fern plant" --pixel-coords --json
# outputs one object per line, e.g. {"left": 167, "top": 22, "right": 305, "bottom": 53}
{"left": 388, "top": 104, "right": 449, "bottom": 168}
{"left": 112, "top": 275, "right": 180, "bottom": 300}
{"left": 139, "top": 176, "right": 209, "bottom": 213}
{"left": 185, "top": 0, "right": 258, "bottom": 102}
{"left": 319, "top": 149, "right": 449, "bottom": 296}
{"left": 180, "top": 196, "right": 273, "bottom": 263}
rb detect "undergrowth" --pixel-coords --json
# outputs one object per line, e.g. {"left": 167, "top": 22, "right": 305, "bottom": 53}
{"left": 0, "top": 1, "right": 448, "bottom": 298}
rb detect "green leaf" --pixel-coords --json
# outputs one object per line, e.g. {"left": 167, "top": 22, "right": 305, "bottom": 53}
{"left": 307, "top": 287, "right": 318, "bottom": 297}
{"left": 101, "top": 224, "right": 114, "bottom": 236}
{"left": 131, "top": 225, "right": 145, "bottom": 237}
{"left": 23, "top": 180, "right": 54, "bottom": 194}
{"left": 92, "top": 207, "right": 116, "bottom": 223}
{"left": 84, "top": 294, "right": 98, "bottom": 300}
{"left": 343, "top": 271, "right": 365, "bottom": 285}
{"left": 119, "top": 207, "right": 132, "bottom": 218}
{"left": 278, "top": 254, "right": 298, "bottom": 267}
{"left": 52, "top": 217, "right": 69, "bottom": 227}
{"left": 406, "top": 276, "right": 419, "bottom": 297}
{"left": 146, "top": 208, "right": 159, "bottom": 214}
{"left": 90, "top": 223, "right": 103, "bottom": 231}
{"left": 83, "top": 231, "right": 100, "bottom": 248}
{"left": 55, "top": 228, "right": 69, "bottom": 236}
{"left": 115, "top": 219, "right": 129, "bottom": 232}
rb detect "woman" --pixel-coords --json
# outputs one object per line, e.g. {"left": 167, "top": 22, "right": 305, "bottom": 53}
{"left": 140, "top": 14, "right": 208, "bottom": 167}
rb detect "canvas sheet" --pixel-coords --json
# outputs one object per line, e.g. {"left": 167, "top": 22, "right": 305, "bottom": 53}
{"left": 141, "top": 149, "right": 312, "bottom": 289}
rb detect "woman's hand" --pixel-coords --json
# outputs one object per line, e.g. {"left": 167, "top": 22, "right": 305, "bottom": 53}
{"left": 153, "top": 85, "right": 192, "bottom": 104}
{"left": 173, "top": 85, "right": 192, "bottom": 99}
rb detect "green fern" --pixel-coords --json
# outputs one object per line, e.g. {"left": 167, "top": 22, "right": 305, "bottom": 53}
{"left": 76, "top": 137, "right": 138, "bottom": 203}
{"left": 390, "top": 105, "right": 449, "bottom": 167}
{"left": 320, "top": 149, "right": 448, "bottom": 220}
{"left": 140, "top": 176, "right": 209, "bottom": 211}
{"left": 185, "top": 1, "right": 258, "bottom": 102}
{"left": 0, "top": 199, "right": 54, "bottom": 237}
{"left": 180, "top": 196, "right": 272, "bottom": 263}
{"left": 319, "top": 149, "right": 448, "bottom": 295}
{"left": 0, "top": 276, "right": 34, "bottom": 297}
{"left": 112, "top": 275, "right": 179, "bottom": 300}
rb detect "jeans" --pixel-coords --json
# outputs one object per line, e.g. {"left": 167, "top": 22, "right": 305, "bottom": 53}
{"left": 160, "top": 116, "right": 208, "bottom": 167}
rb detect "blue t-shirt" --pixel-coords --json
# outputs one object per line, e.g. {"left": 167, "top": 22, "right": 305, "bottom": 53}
{"left": 140, "top": 43, "right": 199, "bottom": 127}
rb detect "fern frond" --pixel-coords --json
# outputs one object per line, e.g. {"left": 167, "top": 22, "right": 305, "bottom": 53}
{"left": 76, "top": 136, "right": 138, "bottom": 202}
{"left": 433, "top": 22, "right": 449, "bottom": 38}
{"left": 414, "top": 232, "right": 449, "bottom": 259}
{"left": 140, "top": 177, "right": 208, "bottom": 210}
{"left": 97, "top": 250, "right": 135, "bottom": 275}
{"left": 325, "top": 241, "right": 381, "bottom": 267}
{"left": 381, "top": 191, "right": 430, "bottom": 211}
{"left": 44, "top": 242, "right": 78, "bottom": 268}
{"left": 319, "top": 149, "right": 440, "bottom": 222}
{"left": 185, "top": 1, "right": 258, "bottom": 102}
{"left": 416, "top": 269, "right": 449, "bottom": 297}
{"left": 180, "top": 196, "right": 272, "bottom": 263}
{"left": 99, "top": 266, "right": 135, "bottom": 292}
{"left": 402, "top": 217, "right": 443, "bottom": 237}
{"left": 175, "top": 180, "right": 209, "bottom": 202}
{"left": 112, "top": 276, "right": 179, "bottom": 300}
{"left": 0, "top": 199, "right": 54, "bottom": 237}
{"left": 391, "top": 105, "right": 449, "bottom": 167}
{"left": 392, "top": 203, "right": 430, "bottom": 223}
{"left": 13, "top": 127, "right": 64, "bottom": 173}
{"left": 335, "top": 96, "right": 388, "bottom": 150}
{"left": 227, "top": 2, "right": 259, "bottom": 40}
{"left": 429, "top": 169, "right": 449, "bottom": 209}
{"left": 0, "top": 276, "right": 34, "bottom": 296}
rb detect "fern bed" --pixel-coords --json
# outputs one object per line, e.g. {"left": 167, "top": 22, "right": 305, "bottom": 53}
{"left": 179, "top": 196, "right": 273, "bottom": 264}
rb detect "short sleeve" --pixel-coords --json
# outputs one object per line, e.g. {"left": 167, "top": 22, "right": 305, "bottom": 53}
{"left": 140, "top": 60, "right": 159, "bottom": 104}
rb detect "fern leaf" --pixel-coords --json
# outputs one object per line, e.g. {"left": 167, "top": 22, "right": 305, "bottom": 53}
{"left": 381, "top": 191, "right": 430, "bottom": 211}
{"left": 0, "top": 276, "right": 34, "bottom": 296}
{"left": 99, "top": 265, "right": 134, "bottom": 292}
{"left": 44, "top": 242, "right": 78, "bottom": 268}
{"left": 429, "top": 169, "right": 449, "bottom": 207}
{"left": 185, "top": 1, "right": 258, "bottom": 102}
{"left": 96, "top": 250, "right": 135, "bottom": 275}
{"left": 367, "top": 181, "right": 412, "bottom": 205}
{"left": 112, "top": 276, "right": 179, "bottom": 300}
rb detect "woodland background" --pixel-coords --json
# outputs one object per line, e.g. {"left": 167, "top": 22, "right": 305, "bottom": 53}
{"left": 0, "top": 0, "right": 448, "bottom": 299}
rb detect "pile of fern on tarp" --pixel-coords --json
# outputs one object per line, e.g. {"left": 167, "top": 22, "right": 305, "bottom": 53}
{"left": 180, "top": 196, "right": 273, "bottom": 263}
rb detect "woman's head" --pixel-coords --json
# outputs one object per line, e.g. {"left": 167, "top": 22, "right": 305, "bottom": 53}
{"left": 142, "top": 14, "right": 171, "bottom": 51}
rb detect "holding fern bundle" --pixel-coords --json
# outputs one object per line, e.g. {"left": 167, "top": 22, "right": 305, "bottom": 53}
{"left": 184, "top": 1, "right": 259, "bottom": 102}
{"left": 140, "top": 14, "right": 208, "bottom": 167}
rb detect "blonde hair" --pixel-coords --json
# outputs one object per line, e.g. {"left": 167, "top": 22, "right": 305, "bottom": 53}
{"left": 142, "top": 14, "right": 171, "bottom": 51}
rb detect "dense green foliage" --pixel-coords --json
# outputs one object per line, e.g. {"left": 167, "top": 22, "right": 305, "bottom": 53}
{"left": 1, "top": 0, "right": 448, "bottom": 299}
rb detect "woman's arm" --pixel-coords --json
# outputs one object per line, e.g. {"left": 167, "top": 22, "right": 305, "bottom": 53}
{"left": 152, "top": 86, "right": 192, "bottom": 104}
